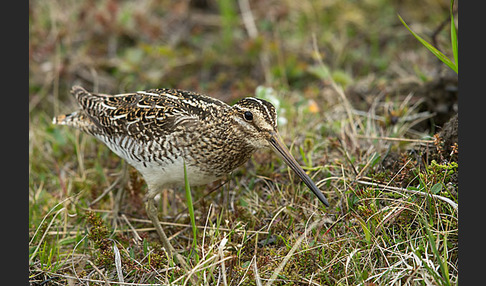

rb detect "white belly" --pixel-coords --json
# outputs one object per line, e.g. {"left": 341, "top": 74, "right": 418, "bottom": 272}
{"left": 97, "top": 134, "right": 223, "bottom": 189}
{"left": 134, "top": 156, "right": 223, "bottom": 189}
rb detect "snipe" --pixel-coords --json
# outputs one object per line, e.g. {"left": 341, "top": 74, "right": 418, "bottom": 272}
{"left": 53, "top": 86, "right": 329, "bottom": 266}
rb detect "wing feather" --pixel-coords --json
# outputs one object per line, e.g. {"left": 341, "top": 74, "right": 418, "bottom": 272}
{"left": 69, "top": 86, "right": 222, "bottom": 142}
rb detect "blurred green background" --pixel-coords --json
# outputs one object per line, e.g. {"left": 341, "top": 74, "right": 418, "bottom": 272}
{"left": 29, "top": 0, "right": 457, "bottom": 116}
{"left": 29, "top": 0, "right": 458, "bottom": 284}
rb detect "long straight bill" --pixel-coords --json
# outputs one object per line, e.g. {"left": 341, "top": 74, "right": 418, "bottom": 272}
{"left": 268, "top": 132, "right": 330, "bottom": 207}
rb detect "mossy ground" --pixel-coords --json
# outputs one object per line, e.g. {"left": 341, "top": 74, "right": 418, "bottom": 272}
{"left": 30, "top": 0, "right": 458, "bottom": 285}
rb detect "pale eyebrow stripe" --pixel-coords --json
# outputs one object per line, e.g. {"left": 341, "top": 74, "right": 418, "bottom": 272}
{"left": 246, "top": 97, "right": 273, "bottom": 124}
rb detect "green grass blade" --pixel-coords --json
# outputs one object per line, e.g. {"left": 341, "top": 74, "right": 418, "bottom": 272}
{"left": 183, "top": 161, "right": 198, "bottom": 255}
{"left": 356, "top": 216, "right": 372, "bottom": 244}
{"left": 398, "top": 14, "right": 458, "bottom": 74}
{"left": 422, "top": 216, "right": 451, "bottom": 286}
{"left": 450, "top": 0, "right": 458, "bottom": 71}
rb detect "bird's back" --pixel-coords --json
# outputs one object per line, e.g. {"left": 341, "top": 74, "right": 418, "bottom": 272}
{"left": 53, "top": 86, "right": 249, "bottom": 187}
{"left": 55, "top": 86, "right": 228, "bottom": 135}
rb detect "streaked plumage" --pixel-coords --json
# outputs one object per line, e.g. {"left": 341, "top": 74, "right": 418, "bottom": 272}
{"left": 53, "top": 85, "right": 329, "bottom": 265}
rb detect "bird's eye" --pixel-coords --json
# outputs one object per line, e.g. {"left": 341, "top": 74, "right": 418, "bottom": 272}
{"left": 243, "top": 111, "right": 253, "bottom": 121}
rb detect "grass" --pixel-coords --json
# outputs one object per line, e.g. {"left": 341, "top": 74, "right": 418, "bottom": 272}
{"left": 184, "top": 160, "right": 199, "bottom": 264}
{"left": 398, "top": 0, "right": 458, "bottom": 74}
{"left": 29, "top": 0, "right": 458, "bottom": 285}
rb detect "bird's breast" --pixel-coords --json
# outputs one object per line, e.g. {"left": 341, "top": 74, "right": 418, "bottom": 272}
{"left": 95, "top": 131, "right": 257, "bottom": 189}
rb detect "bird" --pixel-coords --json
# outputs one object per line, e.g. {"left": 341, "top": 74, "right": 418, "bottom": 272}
{"left": 53, "top": 85, "right": 330, "bottom": 267}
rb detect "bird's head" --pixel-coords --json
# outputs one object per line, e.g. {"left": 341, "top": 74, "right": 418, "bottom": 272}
{"left": 231, "top": 97, "right": 329, "bottom": 207}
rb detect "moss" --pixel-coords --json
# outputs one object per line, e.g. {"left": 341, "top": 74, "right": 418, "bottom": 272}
{"left": 85, "top": 211, "right": 114, "bottom": 267}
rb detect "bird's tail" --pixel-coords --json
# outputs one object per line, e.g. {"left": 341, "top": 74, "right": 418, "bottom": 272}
{"left": 52, "top": 86, "right": 98, "bottom": 130}
{"left": 52, "top": 110, "right": 94, "bottom": 131}
{"left": 52, "top": 111, "right": 75, "bottom": 125}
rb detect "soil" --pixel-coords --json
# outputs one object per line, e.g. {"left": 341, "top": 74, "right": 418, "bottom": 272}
{"left": 371, "top": 72, "right": 458, "bottom": 191}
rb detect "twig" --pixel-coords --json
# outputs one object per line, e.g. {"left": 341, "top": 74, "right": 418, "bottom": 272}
{"left": 345, "top": 249, "right": 359, "bottom": 286}
{"left": 356, "top": 179, "right": 457, "bottom": 211}
{"left": 120, "top": 213, "right": 142, "bottom": 243}
{"left": 265, "top": 219, "right": 323, "bottom": 286}
{"left": 172, "top": 254, "right": 235, "bottom": 285}
{"left": 431, "top": 11, "right": 455, "bottom": 53}
{"left": 45, "top": 272, "right": 168, "bottom": 286}
{"left": 46, "top": 222, "right": 270, "bottom": 236}
{"left": 237, "top": 0, "right": 271, "bottom": 84}
{"left": 238, "top": 0, "right": 258, "bottom": 39}
{"left": 311, "top": 34, "right": 359, "bottom": 148}
{"left": 71, "top": 235, "right": 88, "bottom": 286}
{"left": 87, "top": 259, "right": 110, "bottom": 286}
{"left": 30, "top": 197, "right": 70, "bottom": 245}
{"left": 89, "top": 170, "right": 125, "bottom": 206}
{"left": 173, "top": 180, "right": 228, "bottom": 218}
{"left": 29, "top": 206, "right": 66, "bottom": 264}
{"left": 354, "top": 134, "right": 434, "bottom": 144}
{"left": 253, "top": 257, "right": 263, "bottom": 286}
{"left": 130, "top": 218, "right": 270, "bottom": 234}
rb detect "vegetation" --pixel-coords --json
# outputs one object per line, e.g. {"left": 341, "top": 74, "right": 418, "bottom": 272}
{"left": 29, "top": 0, "right": 458, "bottom": 285}
{"left": 398, "top": 0, "right": 458, "bottom": 74}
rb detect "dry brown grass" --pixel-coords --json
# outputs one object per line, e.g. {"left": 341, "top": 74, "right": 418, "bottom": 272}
{"left": 30, "top": 0, "right": 457, "bottom": 285}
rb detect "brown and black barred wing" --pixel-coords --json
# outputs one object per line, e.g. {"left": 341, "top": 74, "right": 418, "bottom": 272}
{"left": 54, "top": 86, "right": 227, "bottom": 142}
